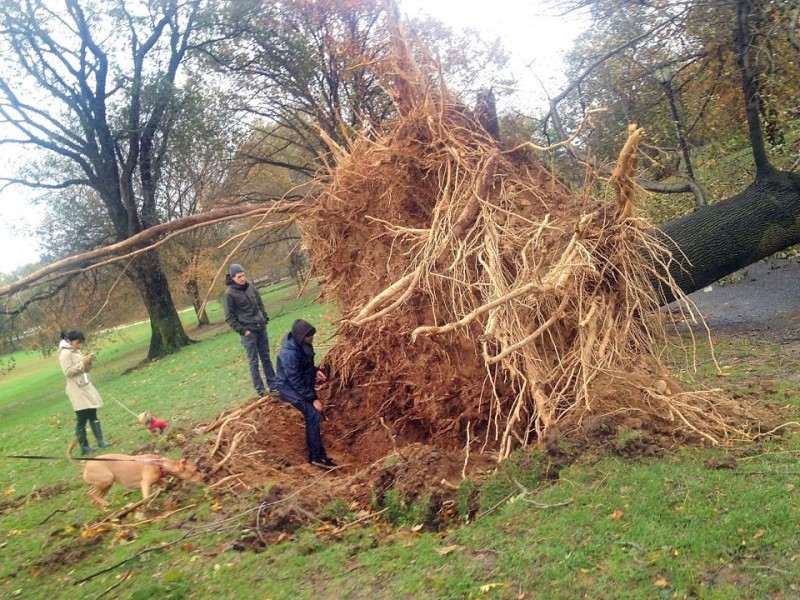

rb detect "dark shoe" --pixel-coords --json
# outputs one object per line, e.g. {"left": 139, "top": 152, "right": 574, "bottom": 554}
{"left": 310, "top": 457, "right": 337, "bottom": 470}
{"left": 268, "top": 389, "right": 280, "bottom": 397}
{"left": 89, "top": 420, "right": 112, "bottom": 448}
{"left": 76, "top": 427, "right": 96, "bottom": 455}
{"left": 256, "top": 389, "right": 266, "bottom": 397}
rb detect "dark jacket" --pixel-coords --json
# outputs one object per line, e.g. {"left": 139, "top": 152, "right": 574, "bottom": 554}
{"left": 275, "top": 320, "right": 318, "bottom": 404}
{"left": 223, "top": 275, "right": 268, "bottom": 334}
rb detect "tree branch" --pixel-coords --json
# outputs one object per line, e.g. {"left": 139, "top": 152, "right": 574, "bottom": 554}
{"left": 0, "top": 276, "right": 74, "bottom": 318}
{"left": 539, "top": 11, "right": 706, "bottom": 205}
{"left": 0, "top": 200, "right": 308, "bottom": 299}
{"left": 734, "top": 0, "right": 776, "bottom": 180}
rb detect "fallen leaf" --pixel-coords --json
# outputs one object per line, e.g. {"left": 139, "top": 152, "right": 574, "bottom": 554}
{"left": 654, "top": 577, "right": 669, "bottom": 588}
{"left": 479, "top": 583, "right": 503, "bottom": 592}
{"left": 609, "top": 510, "right": 624, "bottom": 521}
{"left": 752, "top": 529, "right": 765, "bottom": 540}
{"left": 437, "top": 544, "right": 462, "bottom": 555}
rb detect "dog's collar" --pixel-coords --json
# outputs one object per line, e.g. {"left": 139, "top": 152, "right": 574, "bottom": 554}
{"left": 152, "top": 457, "right": 166, "bottom": 476}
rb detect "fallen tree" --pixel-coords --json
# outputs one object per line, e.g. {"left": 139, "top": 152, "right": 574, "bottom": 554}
{"left": 656, "top": 170, "right": 800, "bottom": 302}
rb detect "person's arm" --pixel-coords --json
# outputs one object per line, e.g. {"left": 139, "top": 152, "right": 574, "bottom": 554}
{"left": 223, "top": 291, "right": 244, "bottom": 334}
{"left": 59, "top": 349, "right": 85, "bottom": 378}
{"left": 283, "top": 352, "right": 316, "bottom": 402}
{"left": 256, "top": 289, "right": 269, "bottom": 323}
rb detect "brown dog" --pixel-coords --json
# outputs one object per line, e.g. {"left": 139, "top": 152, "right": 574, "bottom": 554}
{"left": 68, "top": 441, "right": 203, "bottom": 509}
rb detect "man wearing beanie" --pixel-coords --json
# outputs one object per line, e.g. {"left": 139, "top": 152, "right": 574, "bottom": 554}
{"left": 223, "top": 263, "right": 277, "bottom": 397}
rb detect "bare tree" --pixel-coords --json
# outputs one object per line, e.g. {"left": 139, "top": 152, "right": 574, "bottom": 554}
{"left": 206, "top": 0, "right": 508, "bottom": 177}
{"left": 0, "top": 0, "right": 206, "bottom": 359}
{"left": 2, "top": 0, "right": 799, "bottom": 318}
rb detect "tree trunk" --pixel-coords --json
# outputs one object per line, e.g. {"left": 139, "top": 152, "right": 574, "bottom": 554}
{"left": 194, "top": 300, "right": 211, "bottom": 327}
{"left": 128, "top": 252, "right": 192, "bottom": 360}
{"left": 186, "top": 278, "right": 211, "bottom": 327}
{"left": 661, "top": 78, "right": 701, "bottom": 205}
{"left": 654, "top": 170, "right": 800, "bottom": 304}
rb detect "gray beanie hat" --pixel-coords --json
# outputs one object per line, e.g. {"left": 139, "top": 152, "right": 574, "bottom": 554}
{"left": 229, "top": 263, "right": 245, "bottom": 277}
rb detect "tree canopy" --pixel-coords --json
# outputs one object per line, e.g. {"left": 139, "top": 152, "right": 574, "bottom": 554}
{"left": 0, "top": 0, "right": 798, "bottom": 357}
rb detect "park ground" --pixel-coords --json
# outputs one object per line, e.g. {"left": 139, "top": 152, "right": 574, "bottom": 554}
{"left": 1, "top": 270, "right": 799, "bottom": 599}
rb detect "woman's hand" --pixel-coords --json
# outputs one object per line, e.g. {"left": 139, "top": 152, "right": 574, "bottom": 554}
{"left": 83, "top": 354, "right": 94, "bottom": 366}
{"left": 313, "top": 399, "right": 323, "bottom": 413}
{"left": 315, "top": 370, "right": 327, "bottom": 384}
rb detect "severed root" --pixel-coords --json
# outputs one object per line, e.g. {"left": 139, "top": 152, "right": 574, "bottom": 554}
{"left": 210, "top": 430, "right": 247, "bottom": 475}
{"left": 610, "top": 124, "right": 644, "bottom": 220}
{"left": 197, "top": 396, "right": 270, "bottom": 435}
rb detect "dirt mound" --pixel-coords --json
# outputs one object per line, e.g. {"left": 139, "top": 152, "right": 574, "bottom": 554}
{"left": 193, "top": 396, "right": 489, "bottom": 500}
{"left": 185, "top": 395, "right": 495, "bottom": 538}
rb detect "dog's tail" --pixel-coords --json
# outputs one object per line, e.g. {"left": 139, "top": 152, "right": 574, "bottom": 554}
{"left": 66, "top": 440, "right": 81, "bottom": 466}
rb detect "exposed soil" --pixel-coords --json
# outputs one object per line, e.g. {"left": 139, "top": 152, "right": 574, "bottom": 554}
{"left": 180, "top": 393, "right": 500, "bottom": 540}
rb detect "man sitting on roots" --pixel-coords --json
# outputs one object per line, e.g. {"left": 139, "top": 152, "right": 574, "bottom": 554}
{"left": 275, "top": 319, "right": 336, "bottom": 470}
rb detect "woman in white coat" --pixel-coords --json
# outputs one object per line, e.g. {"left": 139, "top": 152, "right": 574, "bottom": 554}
{"left": 58, "top": 330, "right": 112, "bottom": 454}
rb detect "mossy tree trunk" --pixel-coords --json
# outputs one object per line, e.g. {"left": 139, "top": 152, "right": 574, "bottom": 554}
{"left": 654, "top": 170, "right": 800, "bottom": 304}
{"left": 129, "top": 253, "right": 192, "bottom": 360}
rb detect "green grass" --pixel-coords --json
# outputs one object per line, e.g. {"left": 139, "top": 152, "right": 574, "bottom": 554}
{"left": 1, "top": 284, "right": 799, "bottom": 599}
{"left": 0, "top": 281, "right": 325, "bottom": 494}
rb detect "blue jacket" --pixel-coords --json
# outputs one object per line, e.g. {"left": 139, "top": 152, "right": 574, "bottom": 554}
{"left": 275, "top": 327, "right": 317, "bottom": 404}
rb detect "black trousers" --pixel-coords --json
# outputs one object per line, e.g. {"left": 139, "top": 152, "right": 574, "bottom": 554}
{"left": 284, "top": 399, "right": 326, "bottom": 462}
{"left": 75, "top": 408, "right": 98, "bottom": 432}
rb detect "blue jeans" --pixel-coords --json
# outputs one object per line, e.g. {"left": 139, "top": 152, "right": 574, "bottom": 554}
{"left": 240, "top": 329, "right": 276, "bottom": 395}
{"left": 283, "top": 398, "right": 327, "bottom": 462}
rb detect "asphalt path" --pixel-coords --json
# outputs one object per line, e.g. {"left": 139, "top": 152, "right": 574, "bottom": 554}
{"left": 680, "top": 258, "right": 800, "bottom": 340}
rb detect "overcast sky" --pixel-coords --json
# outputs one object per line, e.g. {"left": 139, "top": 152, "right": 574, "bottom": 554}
{"left": 0, "top": 0, "right": 586, "bottom": 275}
{"left": 400, "top": 0, "right": 586, "bottom": 106}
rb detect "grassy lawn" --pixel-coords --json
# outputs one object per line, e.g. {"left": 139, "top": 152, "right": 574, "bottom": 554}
{"left": 1, "top": 283, "right": 799, "bottom": 599}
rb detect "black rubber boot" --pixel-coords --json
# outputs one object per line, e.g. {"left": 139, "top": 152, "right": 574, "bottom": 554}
{"left": 76, "top": 425, "right": 97, "bottom": 455}
{"left": 89, "top": 419, "right": 113, "bottom": 448}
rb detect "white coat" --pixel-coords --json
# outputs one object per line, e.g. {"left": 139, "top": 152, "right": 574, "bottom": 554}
{"left": 58, "top": 340, "right": 103, "bottom": 411}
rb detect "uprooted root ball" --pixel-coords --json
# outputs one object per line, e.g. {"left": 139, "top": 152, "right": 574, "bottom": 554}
{"left": 298, "top": 46, "right": 753, "bottom": 460}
